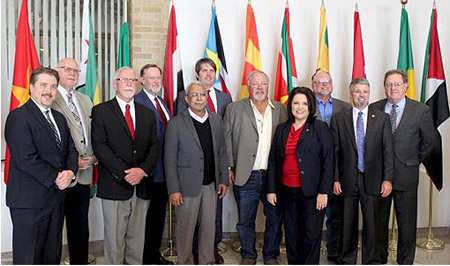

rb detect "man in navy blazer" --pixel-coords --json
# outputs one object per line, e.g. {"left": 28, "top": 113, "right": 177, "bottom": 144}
{"left": 5, "top": 67, "right": 78, "bottom": 264}
{"left": 176, "top": 58, "right": 232, "bottom": 264}
{"left": 135, "top": 64, "right": 173, "bottom": 265}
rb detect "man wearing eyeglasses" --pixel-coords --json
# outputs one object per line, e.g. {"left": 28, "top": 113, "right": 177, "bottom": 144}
{"left": 51, "top": 58, "right": 96, "bottom": 264}
{"left": 370, "top": 69, "right": 438, "bottom": 265}
{"left": 91, "top": 67, "right": 158, "bottom": 264}
{"left": 311, "top": 70, "right": 351, "bottom": 263}
{"left": 165, "top": 81, "right": 228, "bottom": 265}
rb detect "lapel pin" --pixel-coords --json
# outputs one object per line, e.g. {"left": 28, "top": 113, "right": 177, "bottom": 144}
{"left": 306, "top": 128, "right": 310, "bottom": 132}
{"left": 371, "top": 114, "right": 375, "bottom": 118}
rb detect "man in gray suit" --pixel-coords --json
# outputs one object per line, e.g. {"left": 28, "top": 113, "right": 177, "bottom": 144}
{"left": 53, "top": 57, "right": 96, "bottom": 264}
{"left": 311, "top": 70, "right": 351, "bottom": 262}
{"left": 165, "top": 81, "right": 229, "bottom": 265}
{"left": 223, "top": 70, "right": 288, "bottom": 265}
{"left": 371, "top": 69, "right": 438, "bottom": 265}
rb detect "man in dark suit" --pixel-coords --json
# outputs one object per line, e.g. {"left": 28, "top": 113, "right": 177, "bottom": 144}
{"left": 176, "top": 57, "right": 232, "bottom": 264}
{"left": 52, "top": 57, "right": 96, "bottom": 264}
{"left": 331, "top": 78, "right": 393, "bottom": 265}
{"left": 311, "top": 70, "right": 351, "bottom": 262}
{"left": 91, "top": 67, "right": 158, "bottom": 264}
{"left": 370, "top": 69, "right": 438, "bottom": 265}
{"left": 165, "top": 81, "right": 229, "bottom": 265}
{"left": 135, "top": 64, "right": 173, "bottom": 265}
{"left": 5, "top": 67, "right": 78, "bottom": 264}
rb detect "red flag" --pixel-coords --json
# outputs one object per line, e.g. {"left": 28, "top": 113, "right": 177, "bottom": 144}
{"left": 352, "top": 4, "right": 365, "bottom": 80}
{"left": 4, "top": 0, "right": 41, "bottom": 183}
{"left": 163, "top": 3, "right": 184, "bottom": 116}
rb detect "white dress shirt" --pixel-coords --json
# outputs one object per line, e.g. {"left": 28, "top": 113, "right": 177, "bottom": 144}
{"left": 208, "top": 86, "right": 218, "bottom": 112}
{"left": 142, "top": 89, "right": 170, "bottom": 122}
{"left": 251, "top": 99, "right": 274, "bottom": 171}
{"left": 31, "top": 97, "right": 61, "bottom": 139}
{"left": 116, "top": 96, "right": 136, "bottom": 129}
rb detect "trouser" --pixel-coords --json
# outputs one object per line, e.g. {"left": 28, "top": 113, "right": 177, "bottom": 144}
{"left": 325, "top": 193, "right": 342, "bottom": 257}
{"left": 192, "top": 197, "right": 223, "bottom": 255}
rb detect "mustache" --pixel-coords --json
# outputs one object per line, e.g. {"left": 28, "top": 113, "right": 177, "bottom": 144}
{"left": 42, "top": 94, "right": 53, "bottom": 97}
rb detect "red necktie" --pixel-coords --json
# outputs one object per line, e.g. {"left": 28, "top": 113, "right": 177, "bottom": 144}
{"left": 125, "top": 104, "right": 135, "bottom": 140}
{"left": 207, "top": 90, "right": 216, "bottom": 114}
{"left": 154, "top": 97, "right": 168, "bottom": 126}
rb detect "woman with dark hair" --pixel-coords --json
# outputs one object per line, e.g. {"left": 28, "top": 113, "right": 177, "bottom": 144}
{"left": 267, "top": 87, "right": 334, "bottom": 264}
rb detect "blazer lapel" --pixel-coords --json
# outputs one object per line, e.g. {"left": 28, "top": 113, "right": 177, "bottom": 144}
{"left": 271, "top": 104, "right": 281, "bottom": 136}
{"left": 395, "top": 98, "right": 413, "bottom": 134}
{"left": 54, "top": 92, "right": 82, "bottom": 135}
{"left": 297, "top": 121, "right": 312, "bottom": 146}
{"left": 243, "top": 99, "right": 258, "bottom": 133}
{"left": 110, "top": 99, "right": 134, "bottom": 140}
{"left": 182, "top": 111, "right": 203, "bottom": 150}
{"left": 343, "top": 109, "right": 357, "bottom": 151}
{"left": 27, "top": 101, "right": 61, "bottom": 150}
{"left": 365, "top": 109, "right": 377, "bottom": 143}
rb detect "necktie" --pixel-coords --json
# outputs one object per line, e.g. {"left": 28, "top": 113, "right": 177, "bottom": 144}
{"left": 45, "top": 110, "right": 61, "bottom": 149}
{"left": 390, "top": 104, "right": 398, "bottom": 133}
{"left": 207, "top": 90, "right": 217, "bottom": 114}
{"left": 67, "top": 93, "right": 86, "bottom": 148}
{"left": 357, "top": 111, "right": 365, "bottom": 172}
{"left": 154, "top": 97, "right": 168, "bottom": 126}
{"left": 125, "top": 104, "right": 135, "bottom": 140}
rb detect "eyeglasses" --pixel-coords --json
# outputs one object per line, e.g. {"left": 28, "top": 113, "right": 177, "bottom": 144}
{"left": 250, "top": 82, "right": 268, "bottom": 87}
{"left": 115, "top": 77, "right": 139, "bottom": 83}
{"left": 313, "top": 78, "right": 331, "bottom": 85}
{"left": 189, "top": 92, "right": 207, "bottom": 98}
{"left": 385, "top": 82, "right": 404, "bottom": 88}
{"left": 58, "top": 66, "right": 81, "bottom": 73}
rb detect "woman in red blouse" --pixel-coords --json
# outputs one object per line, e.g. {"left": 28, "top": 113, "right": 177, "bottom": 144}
{"left": 267, "top": 87, "right": 334, "bottom": 264}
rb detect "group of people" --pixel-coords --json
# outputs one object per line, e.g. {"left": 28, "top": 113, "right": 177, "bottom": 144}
{"left": 5, "top": 54, "right": 438, "bottom": 266}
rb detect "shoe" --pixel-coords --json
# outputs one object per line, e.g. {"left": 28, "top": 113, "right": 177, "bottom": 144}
{"left": 240, "top": 259, "right": 256, "bottom": 265}
{"left": 327, "top": 255, "right": 339, "bottom": 262}
{"left": 214, "top": 251, "right": 224, "bottom": 264}
{"left": 194, "top": 255, "right": 199, "bottom": 265}
{"left": 149, "top": 255, "right": 174, "bottom": 265}
{"left": 264, "top": 259, "right": 279, "bottom": 265}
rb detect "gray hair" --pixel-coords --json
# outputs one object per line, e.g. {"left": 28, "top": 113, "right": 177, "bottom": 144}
{"left": 349, "top": 78, "right": 370, "bottom": 92}
{"left": 187, "top": 81, "right": 208, "bottom": 94}
{"left": 114, "top": 66, "right": 136, "bottom": 79}
{"left": 311, "top": 70, "right": 332, "bottom": 82}
{"left": 246, "top": 70, "right": 269, "bottom": 87}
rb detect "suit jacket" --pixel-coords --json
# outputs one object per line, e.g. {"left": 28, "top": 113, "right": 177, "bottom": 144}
{"left": 370, "top": 97, "right": 438, "bottom": 191}
{"left": 267, "top": 119, "right": 335, "bottom": 196}
{"left": 135, "top": 90, "right": 171, "bottom": 183}
{"left": 5, "top": 100, "right": 78, "bottom": 208}
{"left": 164, "top": 110, "right": 229, "bottom": 197}
{"left": 314, "top": 97, "right": 352, "bottom": 122}
{"left": 91, "top": 98, "right": 158, "bottom": 200}
{"left": 176, "top": 88, "right": 232, "bottom": 117}
{"left": 223, "top": 98, "right": 288, "bottom": 186}
{"left": 52, "top": 89, "right": 94, "bottom": 185}
{"left": 330, "top": 107, "right": 394, "bottom": 196}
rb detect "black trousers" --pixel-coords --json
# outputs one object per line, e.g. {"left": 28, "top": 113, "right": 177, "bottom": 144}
{"left": 143, "top": 181, "right": 169, "bottom": 263}
{"left": 340, "top": 172, "right": 377, "bottom": 265}
{"left": 10, "top": 200, "right": 64, "bottom": 264}
{"left": 65, "top": 183, "right": 91, "bottom": 264}
{"left": 325, "top": 193, "right": 342, "bottom": 257}
{"left": 375, "top": 188, "right": 418, "bottom": 265}
{"left": 279, "top": 185, "right": 325, "bottom": 265}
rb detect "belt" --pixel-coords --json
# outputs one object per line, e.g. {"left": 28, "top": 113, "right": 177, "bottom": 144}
{"left": 252, "top": 169, "right": 267, "bottom": 174}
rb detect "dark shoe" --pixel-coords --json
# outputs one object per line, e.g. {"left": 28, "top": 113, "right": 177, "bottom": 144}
{"left": 150, "top": 255, "right": 174, "bottom": 265}
{"left": 327, "top": 255, "right": 339, "bottom": 262}
{"left": 214, "top": 251, "right": 224, "bottom": 264}
{"left": 240, "top": 259, "right": 256, "bottom": 265}
{"left": 194, "top": 254, "right": 199, "bottom": 265}
{"left": 264, "top": 259, "right": 279, "bottom": 265}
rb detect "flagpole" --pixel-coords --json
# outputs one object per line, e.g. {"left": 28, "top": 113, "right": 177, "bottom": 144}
{"left": 401, "top": 0, "right": 407, "bottom": 7}
{"left": 123, "top": 0, "right": 128, "bottom": 22}
{"left": 416, "top": 180, "right": 445, "bottom": 250}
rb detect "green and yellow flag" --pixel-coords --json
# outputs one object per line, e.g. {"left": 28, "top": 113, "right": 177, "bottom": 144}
{"left": 397, "top": 6, "right": 416, "bottom": 100}
{"left": 316, "top": 1, "right": 329, "bottom": 72}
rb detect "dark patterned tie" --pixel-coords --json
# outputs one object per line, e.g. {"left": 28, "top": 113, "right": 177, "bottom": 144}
{"left": 390, "top": 104, "right": 398, "bottom": 133}
{"left": 155, "top": 97, "right": 168, "bottom": 126}
{"left": 357, "top": 111, "right": 365, "bottom": 172}
{"left": 67, "top": 93, "right": 86, "bottom": 148}
{"left": 45, "top": 110, "right": 61, "bottom": 149}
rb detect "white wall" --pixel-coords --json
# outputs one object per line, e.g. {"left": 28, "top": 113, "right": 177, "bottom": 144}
{"left": 2, "top": 0, "right": 450, "bottom": 253}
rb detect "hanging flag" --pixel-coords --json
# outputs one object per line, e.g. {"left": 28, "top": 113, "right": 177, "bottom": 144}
{"left": 397, "top": 6, "right": 416, "bottom": 100}
{"left": 204, "top": 5, "right": 231, "bottom": 95}
{"left": 163, "top": 3, "right": 184, "bottom": 115}
{"left": 118, "top": 21, "right": 131, "bottom": 68}
{"left": 316, "top": 1, "right": 329, "bottom": 72}
{"left": 352, "top": 4, "right": 365, "bottom": 80}
{"left": 239, "top": 2, "right": 262, "bottom": 100}
{"left": 77, "top": 0, "right": 101, "bottom": 105}
{"left": 274, "top": 5, "right": 298, "bottom": 104}
{"left": 4, "top": 0, "right": 41, "bottom": 184}
{"left": 420, "top": 4, "right": 449, "bottom": 191}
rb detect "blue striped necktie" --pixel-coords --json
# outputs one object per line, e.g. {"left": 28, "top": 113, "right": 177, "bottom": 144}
{"left": 357, "top": 111, "right": 365, "bottom": 172}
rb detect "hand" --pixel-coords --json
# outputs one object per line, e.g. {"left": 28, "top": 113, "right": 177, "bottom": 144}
{"left": 316, "top": 194, "right": 328, "bottom": 210}
{"left": 228, "top": 169, "right": 235, "bottom": 185}
{"left": 218, "top": 184, "right": 228, "bottom": 199}
{"left": 267, "top": 193, "right": 277, "bottom": 206}
{"left": 124, "top": 168, "right": 146, "bottom": 186}
{"left": 380, "top": 180, "right": 393, "bottom": 198}
{"left": 333, "top": 181, "right": 342, "bottom": 195}
{"left": 78, "top": 155, "right": 96, "bottom": 170}
{"left": 170, "top": 192, "right": 183, "bottom": 206}
{"left": 55, "top": 170, "right": 75, "bottom": 190}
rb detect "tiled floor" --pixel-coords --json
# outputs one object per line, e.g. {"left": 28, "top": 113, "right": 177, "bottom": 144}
{"left": 2, "top": 228, "right": 449, "bottom": 265}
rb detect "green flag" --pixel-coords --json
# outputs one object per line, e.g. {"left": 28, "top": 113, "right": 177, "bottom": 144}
{"left": 118, "top": 22, "right": 130, "bottom": 68}
{"left": 397, "top": 7, "right": 416, "bottom": 100}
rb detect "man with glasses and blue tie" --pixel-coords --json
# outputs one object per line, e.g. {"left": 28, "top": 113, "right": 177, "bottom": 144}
{"left": 371, "top": 70, "right": 438, "bottom": 265}
{"left": 91, "top": 67, "right": 159, "bottom": 264}
{"left": 330, "top": 78, "right": 393, "bottom": 265}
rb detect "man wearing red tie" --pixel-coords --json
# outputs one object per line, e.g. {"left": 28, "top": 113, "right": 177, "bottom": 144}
{"left": 176, "top": 57, "right": 232, "bottom": 264}
{"left": 135, "top": 64, "right": 173, "bottom": 265}
{"left": 91, "top": 67, "right": 158, "bottom": 264}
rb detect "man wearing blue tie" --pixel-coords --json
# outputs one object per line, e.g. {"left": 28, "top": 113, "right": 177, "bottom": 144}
{"left": 135, "top": 64, "right": 174, "bottom": 265}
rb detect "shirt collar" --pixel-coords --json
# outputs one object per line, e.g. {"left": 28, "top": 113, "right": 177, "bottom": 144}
{"left": 188, "top": 108, "right": 209, "bottom": 123}
{"left": 115, "top": 96, "right": 134, "bottom": 110}
{"left": 143, "top": 88, "right": 158, "bottom": 101}
{"left": 31, "top": 97, "right": 50, "bottom": 112}
{"left": 387, "top": 97, "right": 406, "bottom": 110}
{"left": 353, "top": 106, "right": 368, "bottom": 116}
{"left": 57, "top": 85, "right": 73, "bottom": 100}
{"left": 315, "top": 95, "right": 333, "bottom": 105}
{"left": 250, "top": 98, "right": 275, "bottom": 109}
